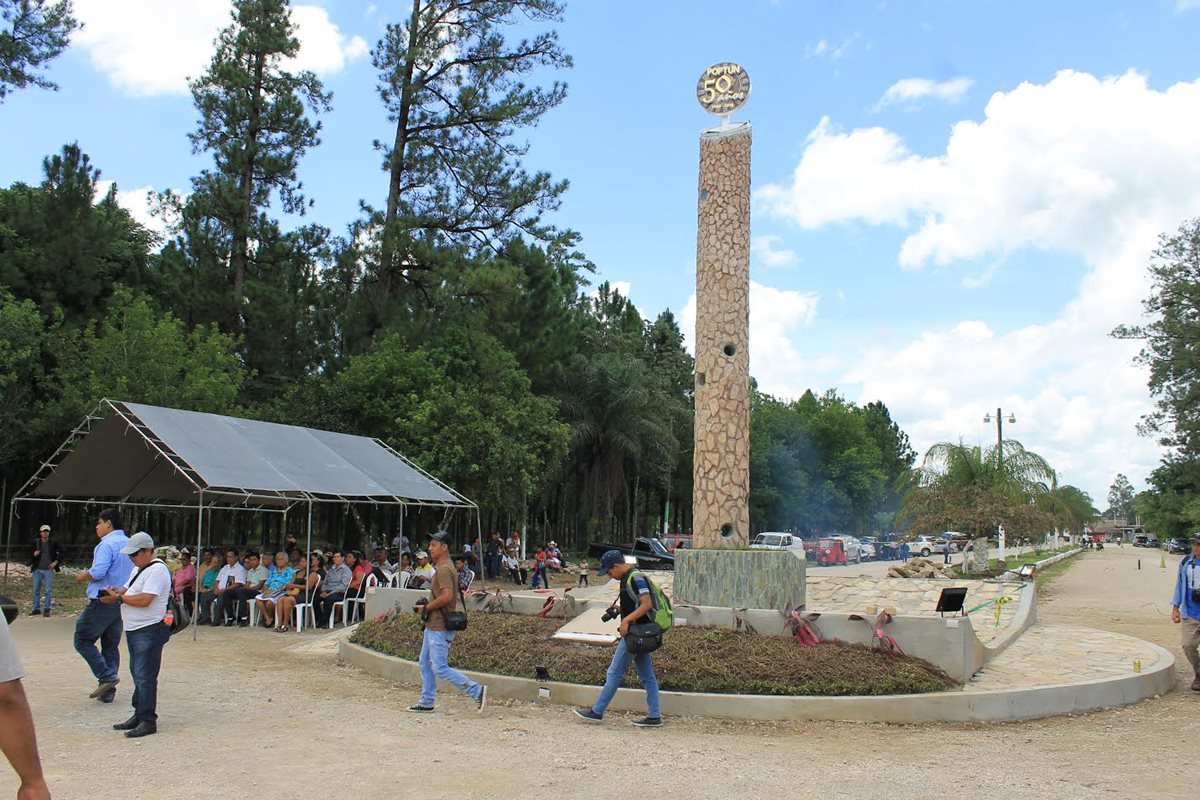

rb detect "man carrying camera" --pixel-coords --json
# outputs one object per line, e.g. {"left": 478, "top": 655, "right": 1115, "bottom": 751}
{"left": 1171, "top": 533, "right": 1200, "bottom": 691}
{"left": 406, "top": 531, "right": 487, "bottom": 714}
{"left": 573, "top": 549, "right": 662, "bottom": 727}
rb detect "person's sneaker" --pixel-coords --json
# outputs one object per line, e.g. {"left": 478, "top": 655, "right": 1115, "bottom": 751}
{"left": 475, "top": 685, "right": 488, "bottom": 713}
{"left": 632, "top": 716, "right": 663, "bottom": 728}
{"left": 42, "top": 609, "right": 49, "bottom": 618}
{"left": 224, "top": 619, "right": 236, "bottom": 627}
{"left": 238, "top": 620, "right": 250, "bottom": 627}
{"left": 573, "top": 708, "right": 603, "bottom": 723}
{"left": 1190, "top": 676, "right": 1200, "bottom": 691}
{"left": 29, "top": 608, "right": 40, "bottom": 616}
{"left": 406, "top": 704, "right": 434, "bottom": 713}
{"left": 89, "top": 679, "right": 119, "bottom": 699}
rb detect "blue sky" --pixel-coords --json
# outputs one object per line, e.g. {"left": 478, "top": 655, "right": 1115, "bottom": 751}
{"left": 4, "top": 0, "right": 1200, "bottom": 504}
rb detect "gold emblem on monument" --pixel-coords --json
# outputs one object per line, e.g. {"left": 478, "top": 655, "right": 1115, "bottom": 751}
{"left": 696, "top": 62, "right": 751, "bottom": 116}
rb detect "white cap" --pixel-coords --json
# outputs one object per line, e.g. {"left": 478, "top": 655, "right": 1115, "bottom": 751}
{"left": 121, "top": 531, "right": 155, "bottom": 554}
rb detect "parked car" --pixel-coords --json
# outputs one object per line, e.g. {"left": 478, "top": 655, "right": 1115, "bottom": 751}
{"left": 910, "top": 535, "right": 940, "bottom": 558}
{"left": 660, "top": 534, "right": 693, "bottom": 554}
{"left": 750, "top": 532, "right": 807, "bottom": 552}
{"left": 587, "top": 537, "right": 674, "bottom": 570}
{"left": 1165, "top": 538, "right": 1189, "bottom": 554}
{"left": 1133, "top": 534, "right": 1149, "bottom": 547}
{"left": 1145, "top": 536, "right": 1161, "bottom": 548}
{"left": 856, "top": 538, "right": 877, "bottom": 561}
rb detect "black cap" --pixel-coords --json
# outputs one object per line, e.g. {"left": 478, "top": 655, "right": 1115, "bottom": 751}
{"left": 428, "top": 530, "right": 451, "bottom": 545}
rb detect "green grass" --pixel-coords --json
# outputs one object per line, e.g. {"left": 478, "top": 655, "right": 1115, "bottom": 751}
{"left": 1, "top": 566, "right": 92, "bottom": 613}
{"left": 953, "top": 547, "right": 1074, "bottom": 578}
{"left": 350, "top": 612, "right": 957, "bottom": 696}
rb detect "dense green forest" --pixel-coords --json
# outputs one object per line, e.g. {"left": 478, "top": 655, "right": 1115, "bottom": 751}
{"left": 0, "top": 0, "right": 920, "bottom": 550}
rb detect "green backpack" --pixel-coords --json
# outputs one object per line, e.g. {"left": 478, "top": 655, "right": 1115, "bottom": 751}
{"left": 622, "top": 569, "right": 674, "bottom": 631}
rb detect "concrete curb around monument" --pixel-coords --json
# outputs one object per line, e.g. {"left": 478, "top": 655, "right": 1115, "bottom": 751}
{"left": 337, "top": 634, "right": 1175, "bottom": 724}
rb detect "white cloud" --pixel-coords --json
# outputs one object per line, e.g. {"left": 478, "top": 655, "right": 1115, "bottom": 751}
{"left": 805, "top": 33, "right": 861, "bottom": 60}
{"left": 751, "top": 234, "right": 800, "bottom": 269}
{"left": 875, "top": 76, "right": 973, "bottom": 110}
{"left": 73, "top": 0, "right": 368, "bottom": 96}
{"left": 754, "top": 69, "right": 1200, "bottom": 498}
{"left": 94, "top": 180, "right": 181, "bottom": 242}
{"left": 1178, "top": 0, "right": 1200, "bottom": 11}
{"left": 683, "top": 281, "right": 824, "bottom": 398}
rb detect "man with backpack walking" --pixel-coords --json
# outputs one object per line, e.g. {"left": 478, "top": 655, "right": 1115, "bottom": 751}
{"left": 573, "top": 549, "right": 666, "bottom": 728}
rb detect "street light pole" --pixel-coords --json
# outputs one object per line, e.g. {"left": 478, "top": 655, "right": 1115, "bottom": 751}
{"left": 982, "top": 407, "right": 1016, "bottom": 562}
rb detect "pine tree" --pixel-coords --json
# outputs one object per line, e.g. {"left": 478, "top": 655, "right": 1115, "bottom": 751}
{"left": 368, "top": 0, "right": 572, "bottom": 306}
{"left": 0, "top": 0, "right": 79, "bottom": 101}
{"left": 185, "top": 0, "right": 330, "bottom": 334}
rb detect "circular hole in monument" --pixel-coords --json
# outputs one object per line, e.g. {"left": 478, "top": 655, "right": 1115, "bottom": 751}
{"left": 723, "top": 342, "right": 737, "bottom": 357}
{"left": 720, "top": 523, "right": 735, "bottom": 538}
{"left": 699, "top": 188, "right": 710, "bottom": 202}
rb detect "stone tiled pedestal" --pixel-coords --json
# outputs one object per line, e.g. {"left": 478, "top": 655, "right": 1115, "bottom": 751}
{"left": 674, "top": 548, "right": 806, "bottom": 610}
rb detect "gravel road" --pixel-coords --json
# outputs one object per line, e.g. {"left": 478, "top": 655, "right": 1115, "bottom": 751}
{"left": 0, "top": 544, "right": 1194, "bottom": 800}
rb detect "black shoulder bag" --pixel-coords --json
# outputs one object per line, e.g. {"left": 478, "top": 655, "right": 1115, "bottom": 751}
{"left": 439, "top": 577, "right": 469, "bottom": 632}
{"left": 621, "top": 570, "right": 663, "bottom": 654}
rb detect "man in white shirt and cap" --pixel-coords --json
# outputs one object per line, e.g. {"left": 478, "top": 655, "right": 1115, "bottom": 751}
{"left": 99, "top": 531, "right": 172, "bottom": 738}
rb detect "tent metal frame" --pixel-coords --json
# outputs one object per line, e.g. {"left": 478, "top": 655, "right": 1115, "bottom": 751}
{"left": 4, "top": 399, "right": 481, "bottom": 641}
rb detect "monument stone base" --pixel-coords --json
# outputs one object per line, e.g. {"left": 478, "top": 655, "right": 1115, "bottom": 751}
{"left": 674, "top": 548, "right": 806, "bottom": 610}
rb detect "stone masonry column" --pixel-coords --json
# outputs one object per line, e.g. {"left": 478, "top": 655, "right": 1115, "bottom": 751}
{"left": 692, "top": 121, "right": 751, "bottom": 549}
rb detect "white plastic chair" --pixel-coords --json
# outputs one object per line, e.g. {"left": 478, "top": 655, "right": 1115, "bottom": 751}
{"left": 292, "top": 573, "right": 321, "bottom": 633}
{"left": 347, "top": 573, "right": 377, "bottom": 625}
{"left": 330, "top": 573, "right": 376, "bottom": 628}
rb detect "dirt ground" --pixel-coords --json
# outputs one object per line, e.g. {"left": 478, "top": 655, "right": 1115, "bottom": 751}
{"left": 1, "top": 544, "right": 1196, "bottom": 800}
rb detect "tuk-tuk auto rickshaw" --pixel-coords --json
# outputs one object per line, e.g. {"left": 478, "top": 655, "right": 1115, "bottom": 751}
{"left": 817, "top": 538, "right": 847, "bottom": 565}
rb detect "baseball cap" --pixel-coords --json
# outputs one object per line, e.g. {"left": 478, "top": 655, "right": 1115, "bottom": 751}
{"left": 39, "top": 524, "right": 50, "bottom": 532}
{"left": 415, "top": 550, "right": 429, "bottom": 559}
{"left": 428, "top": 530, "right": 451, "bottom": 545}
{"left": 1189, "top": 534, "right": 1200, "bottom": 544}
{"left": 121, "top": 531, "right": 155, "bottom": 554}
{"left": 597, "top": 549, "right": 624, "bottom": 574}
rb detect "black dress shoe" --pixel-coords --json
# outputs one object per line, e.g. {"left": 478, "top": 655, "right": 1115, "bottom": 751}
{"left": 113, "top": 716, "right": 139, "bottom": 731}
{"left": 99, "top": 689, "right": 116, "bottom": 704}
{"left": 125, "top": 721, "right": 157, "bottom": 738}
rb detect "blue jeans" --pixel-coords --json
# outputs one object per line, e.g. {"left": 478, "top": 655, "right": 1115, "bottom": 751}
{"left": 418, "top": 628, "right": 481, "bottom": 707}
{"left": 32, "top": 569, "right": 53, "bottom": 611}
{"left": 591, "top": 636, "right": 661, "bottom": 718}
{"left": 531, "top": 566, "right": 549, "bottom": 588}
{"left": 126, "top": 623, "right": 169, "bottom": 724}
{"left": 74, "top": 599, "right": 122, "bottom": 683}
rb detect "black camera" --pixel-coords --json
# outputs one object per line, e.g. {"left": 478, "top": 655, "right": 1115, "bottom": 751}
{"left": 412, "top": 597, "right": 428, "bottom": 614}
{"left": 600, "top": 606, "right": 619, "bottom": 623}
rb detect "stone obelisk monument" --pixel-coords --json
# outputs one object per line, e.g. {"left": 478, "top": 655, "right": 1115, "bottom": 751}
{"left": 676, "top": 63, "right": 806, "bottom": 610}
{"left": 692, "top": 62, "right": 752, "bottom": 549}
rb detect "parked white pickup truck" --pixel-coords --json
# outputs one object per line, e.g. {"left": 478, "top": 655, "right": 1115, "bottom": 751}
{"left": 750, "top": 532, "right": 807, "bottom": 553}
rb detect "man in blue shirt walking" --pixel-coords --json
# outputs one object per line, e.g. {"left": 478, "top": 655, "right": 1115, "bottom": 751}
{"left": 72, "top": 508, "right": 132, "bottom": 703}
{"left": 1170, "top": 534, "right": 1200, "bottom": 692}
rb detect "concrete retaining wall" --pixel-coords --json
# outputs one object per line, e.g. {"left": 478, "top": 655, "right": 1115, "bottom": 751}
{"left": 338, "top": 637, "right": 1176, "bottom": 724}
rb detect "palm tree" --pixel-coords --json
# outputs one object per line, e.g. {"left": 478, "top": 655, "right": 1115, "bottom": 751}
{"left": 550, "top": 354, "right": 679, "bottom": 540}
{"left": 1038, "top": 484, "right": 1098, "bottom": 536}
{"left": 900, "top": 439, "right": 1059, "bottom": 567}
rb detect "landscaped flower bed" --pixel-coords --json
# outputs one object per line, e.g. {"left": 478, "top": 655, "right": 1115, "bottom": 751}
{"left": 350, "top": 612, "right": 955, "bottom": 696}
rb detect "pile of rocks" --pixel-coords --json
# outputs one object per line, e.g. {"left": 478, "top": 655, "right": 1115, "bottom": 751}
{"left": 885, "top": 557, "right": 955, "bottom": 579}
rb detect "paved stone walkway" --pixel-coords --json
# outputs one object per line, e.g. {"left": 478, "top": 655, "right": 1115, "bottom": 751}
{"left": 966, "top": 622, "right": 1162, "bottom": 691}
